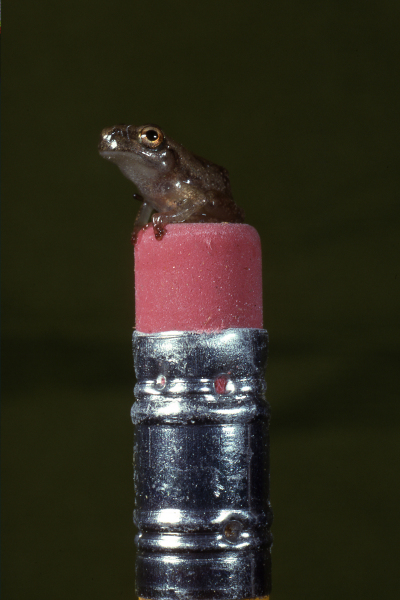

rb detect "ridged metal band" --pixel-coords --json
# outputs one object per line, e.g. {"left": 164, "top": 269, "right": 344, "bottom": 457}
{"left": 132, "top": 328, "right": 272, "bottom": 600}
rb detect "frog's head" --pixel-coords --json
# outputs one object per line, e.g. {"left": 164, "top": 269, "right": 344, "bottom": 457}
{"left": 98, "top": 124, "right": 175, "bottom": 184}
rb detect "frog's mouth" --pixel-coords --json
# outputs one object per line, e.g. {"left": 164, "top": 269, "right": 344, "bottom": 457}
{"left": 111, "top": 153, "right": 165, "bottom": 183}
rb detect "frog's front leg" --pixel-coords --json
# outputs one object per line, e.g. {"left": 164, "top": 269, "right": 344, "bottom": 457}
{"left": 131, "top": 200, "right": 154, "bottom": 244}
{"left": 152, "top": 200, "right": 205, "bottom": 239}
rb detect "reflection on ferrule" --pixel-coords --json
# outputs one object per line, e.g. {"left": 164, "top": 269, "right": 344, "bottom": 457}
{"left": 156, "top": 509, "right": 182, "bottom": 524}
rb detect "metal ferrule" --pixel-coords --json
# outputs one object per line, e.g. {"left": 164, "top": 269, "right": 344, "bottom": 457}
{"left": 132, "top": 328, "right": 272, "bottom": 600}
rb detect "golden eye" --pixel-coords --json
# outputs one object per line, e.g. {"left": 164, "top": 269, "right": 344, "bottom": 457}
{"left": 138, "top": 126, "right": 164, "bottom": 148}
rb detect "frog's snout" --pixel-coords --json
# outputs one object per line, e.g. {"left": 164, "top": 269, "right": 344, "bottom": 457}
{"left": 100, "top": 125, "right": 113, "bottom": 138}
{"left": 98, "top": 124, "right": 136, "bottom": 153}
{"left": 101, "top": 124, "right": 125, "bottom": 137}
{"left": 99, "top": 124, "right": 124, "bottom": 152}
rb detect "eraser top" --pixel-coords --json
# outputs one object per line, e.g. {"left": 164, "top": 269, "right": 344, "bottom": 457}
{"left": 134, "top": 223, "right": 263, "bottom": 333}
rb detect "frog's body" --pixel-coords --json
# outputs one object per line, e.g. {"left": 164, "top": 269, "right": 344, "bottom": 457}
{"left": 98, "top": 124, "right": 244, "bottom": 242}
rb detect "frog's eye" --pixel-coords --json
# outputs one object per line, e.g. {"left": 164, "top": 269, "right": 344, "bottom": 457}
{"left": 139, "top": 126, "right": 164, "bottom": 149}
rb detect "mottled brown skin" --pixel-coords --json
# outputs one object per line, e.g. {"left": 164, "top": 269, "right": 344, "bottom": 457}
{"left": 98, "top": 124, "right": 244, "bottom": 243}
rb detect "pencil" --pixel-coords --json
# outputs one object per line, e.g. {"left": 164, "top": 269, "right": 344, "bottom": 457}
{"left": 131, "top": 223, "right": 272, "bottom": 600}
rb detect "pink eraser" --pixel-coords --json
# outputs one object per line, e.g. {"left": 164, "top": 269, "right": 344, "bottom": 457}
{"left": 134, "top": 223, "right": 263, "bottom": 333}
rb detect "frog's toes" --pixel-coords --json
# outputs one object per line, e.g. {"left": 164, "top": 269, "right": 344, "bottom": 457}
{"left": 153, "top": 222, "right": 166, "bottom": 241}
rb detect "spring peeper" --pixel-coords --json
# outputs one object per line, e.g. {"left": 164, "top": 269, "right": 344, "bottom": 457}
{"left": 98, "top": 124, "right": 244, "bottom": 243}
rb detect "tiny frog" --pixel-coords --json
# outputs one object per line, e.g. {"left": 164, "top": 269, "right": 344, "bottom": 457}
{"left": 98, "top": 124, "right": 244, "bottom": 243}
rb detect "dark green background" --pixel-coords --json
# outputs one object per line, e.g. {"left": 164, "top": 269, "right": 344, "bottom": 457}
{"left": 2, "top": 1, "right": 399, "bottom": 598}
